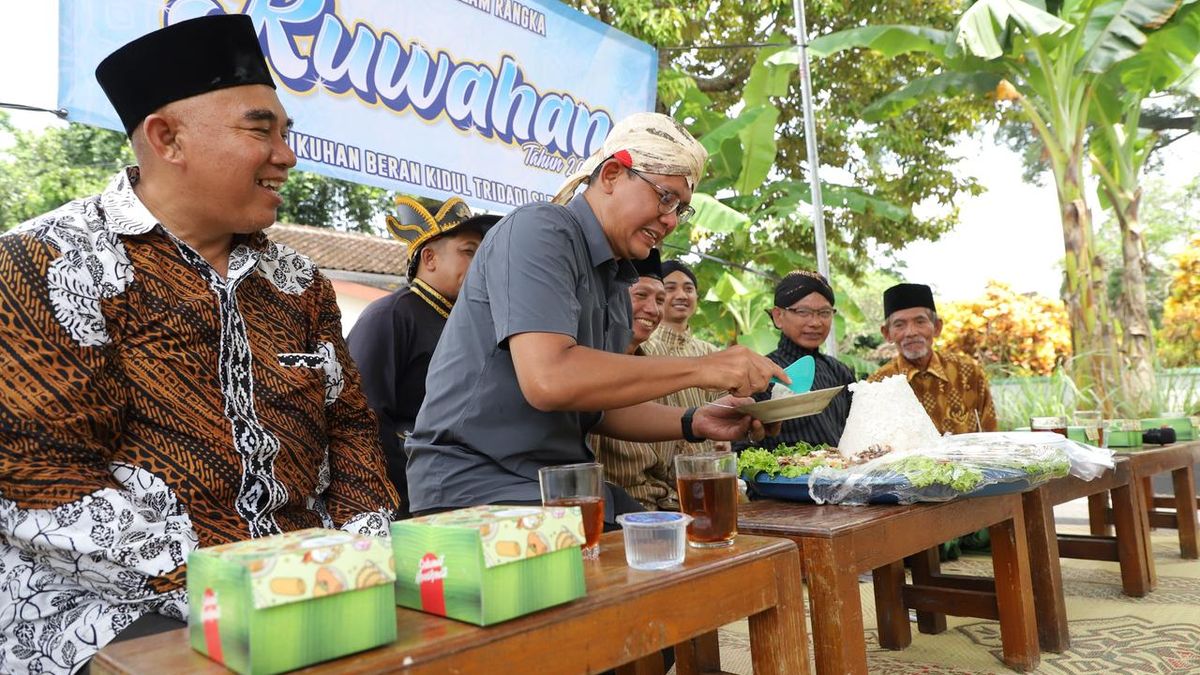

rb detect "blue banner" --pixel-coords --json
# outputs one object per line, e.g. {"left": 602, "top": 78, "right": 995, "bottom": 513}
{"left": 58, "top": 0, "right": 657, "bottom": 211}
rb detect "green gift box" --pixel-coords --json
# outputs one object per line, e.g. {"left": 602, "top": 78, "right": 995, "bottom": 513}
{"left": 1108, "top": 419, "right": 1143, "bottom": 449}
{"left": 392, "top": 505, "right": 586, "bottom": 626}
{"left": 187, "top": 528, "right": 396, "bottom": 675}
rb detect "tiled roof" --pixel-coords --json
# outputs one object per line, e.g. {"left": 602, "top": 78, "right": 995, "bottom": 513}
{"left": 266, "top": 222, "right": 408, "bottom": 276}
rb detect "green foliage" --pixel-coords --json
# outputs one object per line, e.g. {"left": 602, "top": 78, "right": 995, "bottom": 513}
{"left": 275, "top": 171, "right": 393, "bottom": 234}
{"left": 990, "top": 364, "right": 1087, "bottom": 430}
{"left": 562, "top": 0, "right": 995, "bottom": 275}
{"left": 814, "top": 0, "right": 1200, "bottom": 414}
{"left": 1097, "top": 175, "right": 1200, "bottom": 324}
{"left": 0, "top": 115, "right": 133, "bottom": 229}
{"left": 0, "top": 113, "right": 395, "bottom": 233}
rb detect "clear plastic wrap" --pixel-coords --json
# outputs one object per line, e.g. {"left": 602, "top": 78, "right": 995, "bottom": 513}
{"left": 806, "top": 432, "right": 1114, "bottom": 506}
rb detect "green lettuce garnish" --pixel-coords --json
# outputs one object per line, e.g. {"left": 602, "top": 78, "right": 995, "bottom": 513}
{"left": 738, "top": 442, "right": 832, "bottom": 480}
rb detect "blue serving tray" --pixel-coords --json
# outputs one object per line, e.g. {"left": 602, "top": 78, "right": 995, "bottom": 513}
{"left": 745, "top": 467, "right": 1035, "bottom": 505}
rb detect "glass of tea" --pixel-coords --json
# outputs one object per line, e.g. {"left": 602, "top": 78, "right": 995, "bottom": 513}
{"left": 674, "top": 452, "right": 738, "bottom": 549}
{"left": 1030, "top": 416, "right": 1069, "bottom": 437}
{"left": 538, "top": 462, "right": 605, "bottom": 560}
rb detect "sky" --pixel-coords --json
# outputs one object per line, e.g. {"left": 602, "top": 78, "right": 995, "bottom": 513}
{"left": 2, "top": 2, "right": 1197, "bottom": 301}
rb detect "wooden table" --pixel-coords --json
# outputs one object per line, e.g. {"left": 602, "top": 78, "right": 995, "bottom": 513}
{"left": 92, "top": 532, "right": 809, "bottom": 675}
{"left": 1090, "top": 442, "right": 1200, "bottom": 562}
{"left": 739, "top": 494, "right": 1039, "bottom": 675}
{"left": 1005, "top": 457, "right": 1150, "bottom": 653}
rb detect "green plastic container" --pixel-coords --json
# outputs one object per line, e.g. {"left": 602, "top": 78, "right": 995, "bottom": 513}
{"left": 1065, "top": 425, "right": 1100, "bottom": 445}
{"left": 392, "top": 505, "right": 586, "bottom": 626}
{"left": 1107, "top": 419, "right": 1143, "bottom": 449}
{"left": 188, "top": 528, "right": 396, "bottom": 675}
{"left": 1141, "top": 415, "right": 1194, "bottom": 442}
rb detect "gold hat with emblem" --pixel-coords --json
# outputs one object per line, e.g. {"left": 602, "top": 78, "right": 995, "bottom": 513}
{"left": 386, "top": 196, "right": 499, "bottom": 281}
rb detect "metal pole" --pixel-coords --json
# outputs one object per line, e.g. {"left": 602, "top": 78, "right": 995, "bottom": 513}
{"left": 791, "top": 0, "right": 837, "bottom": 357}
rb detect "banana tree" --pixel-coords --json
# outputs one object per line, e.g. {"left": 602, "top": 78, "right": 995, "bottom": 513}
{"left": 662, "top": 41, "right": 905, "bottom": 350}
{"left": 798, "top": 0, "right": 1197, "bottom": 412}
{"left": 1089, "top": 2, "right": 1200, "bottom": 414}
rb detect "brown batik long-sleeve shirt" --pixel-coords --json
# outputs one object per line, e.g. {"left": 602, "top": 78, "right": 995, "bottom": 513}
{"left": 869, "top": 350, "right": 998, "bottom": 435}
{"left": 0, "top": 168, "right": 399, "bottom": 674}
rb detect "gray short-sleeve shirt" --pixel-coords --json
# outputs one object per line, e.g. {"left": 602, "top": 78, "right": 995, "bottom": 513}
{"left": 405, "top": 195, "right": 637, "bottom": 512}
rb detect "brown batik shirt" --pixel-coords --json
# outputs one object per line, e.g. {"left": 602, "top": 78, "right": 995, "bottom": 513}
{"left": 0, "top": 168, "right": 399, "bottom": 674}
{"left": 869, "top": 350, "right": 998, "bottom": 435}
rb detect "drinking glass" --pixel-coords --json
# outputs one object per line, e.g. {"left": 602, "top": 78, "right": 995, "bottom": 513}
{"left": 1030, "top": 416, "right": 1069, "bottom": 438}
{"left": 538, "top": 463, "right": 605, "bottom": 560}
{"left": 1074, "top": 410, "right": 1103, "bottom": 446}
{"left": 674, "top": 452, "right": 738, "bottom": 548}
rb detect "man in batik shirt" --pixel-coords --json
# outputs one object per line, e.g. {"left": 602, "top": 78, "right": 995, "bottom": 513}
{"left": 870, "top": 283, "right": 997, "bottom": 559}
{"left": 869, "top": 283, "right": 998, "bottom": 435}
{"left": 0, "top": 15, "right": 398, "bottom": 674}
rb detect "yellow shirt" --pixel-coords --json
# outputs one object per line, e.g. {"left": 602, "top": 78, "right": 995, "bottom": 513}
{"left": 869, "top": 350, "right": 998, "bottom": 435}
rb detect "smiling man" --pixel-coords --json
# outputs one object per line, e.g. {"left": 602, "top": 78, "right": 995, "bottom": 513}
{"left": 737, "top": 271, "right": 856, "bottom": 451}
{"left": 643, "top": 259, "right": 727, "bottom": 454}
{"left": 869, "top": 283, "right": 997, "bottom": 434}
{"left": 0, "top": 15, "right": 398, "bottom": 673}
{"left": 405, "top": 112, "right": 786, "bottom": 523}
{"left": 589, "top": 249, "right": 688, "bottom": 510}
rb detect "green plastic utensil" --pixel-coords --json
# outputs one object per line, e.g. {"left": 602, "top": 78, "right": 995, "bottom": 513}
{"left": 772, "top": 355, "right": 815, "bottom": 394}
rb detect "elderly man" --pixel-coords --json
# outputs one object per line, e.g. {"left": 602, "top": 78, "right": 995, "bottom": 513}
{"left": 590, "top": 249, "right": 684, "bottom": 510}
{"left": 737, "top": 271, "right": 856, "bottom": 451}
{"left": 0, "top": 16, "right": 398, "bottom": 672}
{"left": 869, "top": 283, "right": 997, "bottom": 434}
{"left": 347, "top": 197, "right": 498, "bottom": 517}
{"left": 643, "top": 260, "right": 728, "bottom": 454}
{"left": 405, "top": 112, "right": 786, "bottom": 523}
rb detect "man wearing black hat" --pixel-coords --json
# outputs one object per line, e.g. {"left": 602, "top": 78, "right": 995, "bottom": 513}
{"left": 643, "top": 259, "right": 728, "bottom": 454}
{"left": 870, "top": 283, "right": 997, "bottom": 434}
{"left": 347, "top": 197, "right": 498, "bottom": 517}
{"left": 737, "top": 271, "right": 857, "bottom": 450}
{"left": 0, "top": 15, "right": 398, "bottom": 672}
{"left": 590, "top": 250, "right": 686, "bottom": 509}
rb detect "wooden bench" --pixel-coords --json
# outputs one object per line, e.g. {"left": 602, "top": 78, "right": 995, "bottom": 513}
{"left": 1089, "top": 442, "right": 1200, "bottom": 564}
{"left": 1128, "top": 442, "right": 1199, "bottom": 560}
{"left": 1008, "top": 457, "right": 1150, "bottom": 653}
{"left": 92, "top": 532, "right": 808, "bottom": 675}
{"left": 738, "top": 494, "right": 1039, "bottom": 675}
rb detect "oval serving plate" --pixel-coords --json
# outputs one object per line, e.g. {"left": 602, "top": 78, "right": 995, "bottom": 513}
{"left": 746, "top": 467, "right": 1035, "bottom": 504}
{"left": 736, "top": 385, "right": 845, "bottom": 424}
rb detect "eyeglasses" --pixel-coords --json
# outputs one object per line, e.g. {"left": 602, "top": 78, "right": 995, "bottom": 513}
{"left": 782, "top": 307, "right": 837, "bottom": 321}
{"left": 628, "top": 168, "right": 695, "bottom": 223}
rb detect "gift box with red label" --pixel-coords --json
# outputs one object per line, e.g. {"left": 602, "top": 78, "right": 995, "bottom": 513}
{"left": 391, "top": 505, "right": 586, "bottom": 625}
{"left": 187, "top": 528, "right": 395, "bottom": 674}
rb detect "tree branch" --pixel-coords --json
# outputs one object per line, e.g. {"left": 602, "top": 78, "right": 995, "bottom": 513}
{"left": 1139, "top": 113, "right": 1197, "bottom": 131}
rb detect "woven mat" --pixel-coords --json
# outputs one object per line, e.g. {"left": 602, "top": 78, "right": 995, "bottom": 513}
{"left": 693, "top": 525, "right": 1200, "bottom": 674}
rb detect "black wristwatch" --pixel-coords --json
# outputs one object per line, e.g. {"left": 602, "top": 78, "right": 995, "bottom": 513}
{"left": 681, "top": 407, "right": 706, "bottom": 443}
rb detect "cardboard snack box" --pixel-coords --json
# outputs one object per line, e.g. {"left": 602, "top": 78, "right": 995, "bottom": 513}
{"left": 188, "top": 528, "right": 396, "bottom": 675}
{"left": 392, "top": 505, "right": 586, "bottom": 625}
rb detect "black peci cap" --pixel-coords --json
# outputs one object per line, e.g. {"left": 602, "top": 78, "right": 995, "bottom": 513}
{"left": 96, "top": 14, "right": 276, "bottom": 135}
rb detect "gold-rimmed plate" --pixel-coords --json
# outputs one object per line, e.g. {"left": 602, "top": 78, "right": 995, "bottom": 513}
{"left": 735, "top": 385, "right": 844, "bottom": 424}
